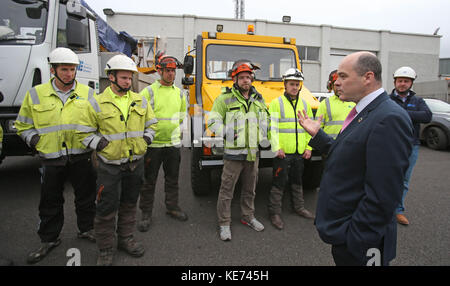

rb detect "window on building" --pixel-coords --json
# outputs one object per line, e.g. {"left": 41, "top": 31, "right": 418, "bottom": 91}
{"left": 297, "top": 46, "right": 320, "bottom": 61}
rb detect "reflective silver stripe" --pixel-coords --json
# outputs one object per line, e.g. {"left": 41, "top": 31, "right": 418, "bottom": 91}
{"left": 103, "top": 131, "right": 144, "bottom": 141}
{"left": 179, "top": 89, "right": 183, "bottom": 100}
{"left": 272, "top": 127, "right": 306, "bottom": 134}
{"left": 88, "top": 87, "right": 94, "bottom": 98}
{"left": 104, "top": 133, "right": 125, "bottom": 141}
{"left": 88, "top": 94, "right": 101, "bottom": 113}
{"left": 325, "top": 98, "right": 332, "bottom": 121}
{"left": 145, "top": 118, "right": 158, "bottom": 128}
{"left": 127, "top": 131, "right": 144, "bottom": 138}
{"left": 324, "top": 121, "right": 344, "bottom": 126}
{"left": 20, "top": 129, "right": 39, "bottom": 145}
{"left": 301, "top": 99, "right": 307, "bottom": 112}
{"left": 39, "top": 148, "right": 90, "bottom": 159}
{"left": 224, "top": 148, "right": 248, "bottom": 155}
{"left": 83, "top": 134, "right": 102, "bottom": 149}
{"left": 35, "top": 124, "right": 97, "bottom": 134}
{"left": 156, "top": 118, "right": 173, "bottom": 121}
{"left": 147, "top": 86, "right": 155, "bottom": 110}
{"left": 144, "top": 128, "right": 155, "bottom": 141}
{"left": 279, "top": 118, "right": 296, "bottom": 123}
{"left": 97, "top": 153, "right": 144, "bottom": 165}
{"left": 16, "top": 114, "right": 34, "bottom": 125}
{"left": 141, "top": 96, "right": 148, "bottom": 109}
{"left": 29, "top": 88, "right": 40, "bottom": 104}
{"left": 278, "top": 97, "right": 285, "bottom": 118}
{"left": 225, "top": 97, "right": 238, "bottom": 105}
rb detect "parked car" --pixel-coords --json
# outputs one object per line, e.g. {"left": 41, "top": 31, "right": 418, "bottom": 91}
{"left": 420, "top": 98, "right": 450, "bottom": 150}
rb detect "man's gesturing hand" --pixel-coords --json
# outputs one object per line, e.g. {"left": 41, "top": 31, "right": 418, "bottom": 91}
{"left": 297, "top": 109, "right": 322, "bottom": 137}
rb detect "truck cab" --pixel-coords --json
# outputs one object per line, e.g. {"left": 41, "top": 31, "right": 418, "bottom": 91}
{"left": 183, "top": 26, "right": 322, "bottom": 196}
{"left": 0, "top": 0, "right": 99, "bottom": 162}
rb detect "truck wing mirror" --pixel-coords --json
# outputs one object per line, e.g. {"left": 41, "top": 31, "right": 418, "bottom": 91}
{"left": 66, "top": 18, "right": 88, "bottom": 47}
{"left": 183, "top": 55, "right": 194, "bottom": 75}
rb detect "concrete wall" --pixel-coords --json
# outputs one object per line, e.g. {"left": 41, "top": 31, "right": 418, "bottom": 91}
{"left": 107, "top": 13, "right": 441, "bottom": 93}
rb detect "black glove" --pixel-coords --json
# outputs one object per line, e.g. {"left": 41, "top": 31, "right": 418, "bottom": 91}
{"left": 29, "top": 134, "right": 40, "bottom": 150}
{"left": 143, "top": 136, "right": 152, "bottom": 145}
{"left": 96, "top": 137, "right": 109, "bottom": 151}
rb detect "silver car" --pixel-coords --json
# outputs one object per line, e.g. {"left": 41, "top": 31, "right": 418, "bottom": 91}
{"left": 420, "top": 98, "right": 450, "bottom": 150}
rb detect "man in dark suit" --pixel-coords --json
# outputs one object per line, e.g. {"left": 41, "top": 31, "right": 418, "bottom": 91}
{"left": 298, "top": 52, "right": 413, "bottom": 266}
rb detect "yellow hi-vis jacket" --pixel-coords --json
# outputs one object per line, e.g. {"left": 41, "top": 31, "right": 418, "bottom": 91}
{"left": 316, "top": 94, "right": 355, "bottom": 139}
{"left": 15, "top": 79, "right": 96, "bottom": 160}
{"left": 269, "top": 93, "right": 313, "bottom": 154}
{"left": 79, "top": 87, "right": 157, "bottom": 165}
{"left": 140, "top": 81, "right": 187, "bottom": 147}
{"left": 208, "top": 86, "right": 269, "bottom": 162}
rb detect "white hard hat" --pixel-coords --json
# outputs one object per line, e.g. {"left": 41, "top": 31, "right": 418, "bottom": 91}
{"left": 282, "top": 68, "right": 304, "bottom": 81}
{"left": 48, "top": 47, "right": 79, "bottom": 65}
{"left": 393, "top": 66, "right": 416, "bottom": 80}
{"left": 105, "top": 54, "right": 138, "bottom": 73}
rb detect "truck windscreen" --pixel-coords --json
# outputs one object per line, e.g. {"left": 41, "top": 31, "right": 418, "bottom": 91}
{"left": 206, "top": 44, "right": 297, "bottom": 81}
{"left": 0, "top": 0, "right": 48, "bottom": 45}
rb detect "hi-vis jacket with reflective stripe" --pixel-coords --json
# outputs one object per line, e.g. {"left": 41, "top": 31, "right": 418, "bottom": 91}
{"left": 140, "top": 81, "right": 186, "bottom": 147}
{"left": 79, "top": 87, "right": 157, "bottom": 165}
{"left": 208, "top": 85, "right": 269, "bottom": 162}
{"left": 15, "top": 79, "right": 96, "bottom": 160}
{"left": 316, "top": 94, "right": 355, "bottom": 139}
{"left": 269, "top": 93, "right": 313, "bottom": 154}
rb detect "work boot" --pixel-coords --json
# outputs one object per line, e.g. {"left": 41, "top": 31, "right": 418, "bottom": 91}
{"left": 396, "top": 214, "right": 409, "bottom": 225}
{"left": 166, "top": 209, "right": 188, "bottom": 221}
{"left": 295, "top": 208, "right": 315, "bottom": 219}
{"left": 26, "top": 238, "right": 61, "bottom": 264}
{"left": 219, "top": 226, "right": 232, "bottom": 241}
{"left": 77, "top": 229, "right": 96, "bottom": 242}
{"left": 96, "top": 248, "right": 114, "bottom": 266}
{"left": 270, "top": 214, "right": 284, "bottom": 230}
{"left": 137, "top": 213, "right": 152, "bottom": 232}
{"left": 117, "top": 236, "right": 145, "bottom": 257}
{"left": 241, "top": 218, "right": 265, "bottom": 232}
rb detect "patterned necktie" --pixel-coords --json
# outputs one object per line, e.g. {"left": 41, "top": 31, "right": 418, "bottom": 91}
{"left": 340, "top": 107, "right": 357, "bottom": 133}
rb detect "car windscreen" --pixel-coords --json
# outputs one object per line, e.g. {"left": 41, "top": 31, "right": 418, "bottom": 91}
{"left": 425, "top": 99, "right": 450, "bottom": 113}
{"left": 0, "top": 0, "right": 48, "bottom": 45}
{"left": 205, "top": 44, "right": 297, "bottom": 81}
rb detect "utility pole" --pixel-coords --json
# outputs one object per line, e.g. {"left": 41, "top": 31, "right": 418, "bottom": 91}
{"left": 234, "top": 0, "right": 245, "bottom": 19}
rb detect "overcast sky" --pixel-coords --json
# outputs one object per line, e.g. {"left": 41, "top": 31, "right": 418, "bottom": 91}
{"left": 85, "top": 0, "right": 450, "bottom": 58}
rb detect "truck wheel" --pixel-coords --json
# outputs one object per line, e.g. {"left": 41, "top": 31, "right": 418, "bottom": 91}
{"left": 426, "top": 127, "right": 447, "bottom": 150}
{"left": 191, "top": 147, "right": 212, "bottom": 196}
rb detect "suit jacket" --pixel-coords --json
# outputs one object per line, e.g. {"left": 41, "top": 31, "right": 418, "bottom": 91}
{"left": 309, "top": 92, "right": 413, "bottom": 265}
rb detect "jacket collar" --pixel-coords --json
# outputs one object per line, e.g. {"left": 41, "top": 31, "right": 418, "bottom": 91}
{"left": 43, "top": 78, "right": 79, "bottom": 97}
{"left": 99, "top": 86, "right": 140, "bottom": 105}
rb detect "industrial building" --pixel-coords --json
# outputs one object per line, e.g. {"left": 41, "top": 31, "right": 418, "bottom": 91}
{"left": 105, "top": 12, "right": 441, "bottom": 93}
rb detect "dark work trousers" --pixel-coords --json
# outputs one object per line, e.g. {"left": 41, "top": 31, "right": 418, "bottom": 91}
{"left": 94, "top": 159, "right": 144, "bottom": 250}
{"left": 38, "top": 158, "right": 96, "bottom": 243}
{"left": 139, "top": 147, "right": 181, "bottom": 215}
{"left": 268, "top": 154, "right": 305, "bottom": 215}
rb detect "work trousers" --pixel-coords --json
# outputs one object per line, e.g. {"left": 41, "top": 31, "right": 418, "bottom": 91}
{"left": 217, "top": 158, "right": 259, "bottom": 226}
{"left": 139, "top": 147, "right": 181, "bottom": 215}
{"left": 94, "top": 159, "right": 143, "bottom": 250}
{"left": 38, "top": 158, "right": 96, "bottom": 242}
{"left": 268, "top": 154, "right": 305, "bottom": 215}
